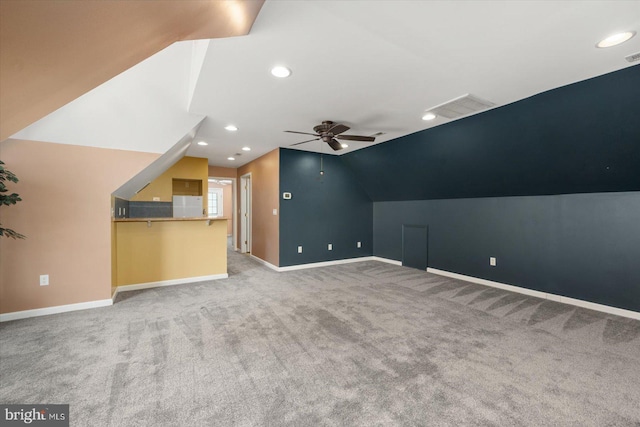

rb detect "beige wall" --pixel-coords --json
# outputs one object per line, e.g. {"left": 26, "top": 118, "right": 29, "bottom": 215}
{"left": 208, "top": 166, "right": 237, "bottom": 179}
{"left": 237, "top": 149, "right": 280, "bottom": 266}
{"left": 0, "top": 139, "right": 157, "bottom": 314}
{"left": 0, "top": 1, "right": 264, "bottom": 140}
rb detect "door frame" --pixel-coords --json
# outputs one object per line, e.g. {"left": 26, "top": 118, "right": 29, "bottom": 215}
{"left": 240, "top": 173, "right": 252, "bottom": 254}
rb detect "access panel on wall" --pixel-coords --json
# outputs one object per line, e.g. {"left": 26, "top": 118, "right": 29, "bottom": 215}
{"left": 402, "top": 224, "right": 428, "bottom": 270}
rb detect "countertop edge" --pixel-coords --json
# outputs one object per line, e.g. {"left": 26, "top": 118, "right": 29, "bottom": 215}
{"left": 113, "top": 217, "right": 228, "bottom": 223}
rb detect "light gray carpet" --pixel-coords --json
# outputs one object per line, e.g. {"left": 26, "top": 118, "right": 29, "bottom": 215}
{"left": 1, "top": 251, "right": 640, "bottom": 426}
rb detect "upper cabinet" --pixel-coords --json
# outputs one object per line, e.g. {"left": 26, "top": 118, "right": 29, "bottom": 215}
{"left": 172, "top": 178, "right": 202, "bottom": 196}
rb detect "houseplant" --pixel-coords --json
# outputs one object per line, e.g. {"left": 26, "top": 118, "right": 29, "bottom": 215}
{"left": 0, "top": 160, "right": 25, "bottom": 239}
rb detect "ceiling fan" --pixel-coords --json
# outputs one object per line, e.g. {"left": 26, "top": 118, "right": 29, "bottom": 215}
{"left": 285, "top": 120, "right": 375, "bottom": 151}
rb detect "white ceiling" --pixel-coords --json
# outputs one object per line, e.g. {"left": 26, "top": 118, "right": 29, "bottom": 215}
{"left": 13, "top": 1, "right": 640, "bottom": 167}
{"left": 13, "top": 42, "right": 205, "bottom": 154}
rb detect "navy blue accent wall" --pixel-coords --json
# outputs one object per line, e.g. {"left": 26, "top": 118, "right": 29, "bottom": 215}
{"left": 373, "top": 192, "right": 640, "bottom": 312}
{"left": 279, "top": 148, "right": 373, "bottom": 267}
{"left": 342, "top": 66, "right": 640, "bottom": 201}
{"left": 332, "top": 66, "right": 640, "bottom": 312}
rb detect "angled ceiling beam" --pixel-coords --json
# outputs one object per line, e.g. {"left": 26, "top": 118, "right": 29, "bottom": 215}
{"left": 0, "top": 0, "right": 264, "bottom": 141}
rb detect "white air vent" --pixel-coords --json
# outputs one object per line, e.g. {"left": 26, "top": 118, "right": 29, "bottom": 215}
{"left": 429, "top": 94, "right": 495, "bottom": 119}
{"left": 625, "top": 52, "right": 640, "bottom": 63}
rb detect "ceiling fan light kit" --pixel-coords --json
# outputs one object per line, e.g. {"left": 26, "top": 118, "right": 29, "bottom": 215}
{"left": 285, "top": 120, "right": 376, "bottom": 151}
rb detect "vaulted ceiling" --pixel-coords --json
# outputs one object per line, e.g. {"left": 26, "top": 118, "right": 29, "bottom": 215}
{"left": 3, "top": 1, "right": 639, "bottom": 166}
{"left": 0, "top": 0, "right": 264, "bottom": 141}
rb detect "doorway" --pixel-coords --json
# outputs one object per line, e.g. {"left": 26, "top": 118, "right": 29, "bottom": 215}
{"left": 240, "top": 173, "right": 252, "bottom": 254}
{"left": 208, "top": 177, "right": 236, "bottom": 250}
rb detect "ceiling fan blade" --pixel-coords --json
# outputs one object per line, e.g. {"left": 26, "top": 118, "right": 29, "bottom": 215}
{"left": 327, "top": 123, "right": 350, "bottom": 135}
{"left": 290, "top": 138, "right": 320, "bottom": 146}
{"left": 327, "top": 138, "right": 343, "bottom": 151}
{"left": 336, "top": 134, "right": 376, "bottom": 142}
{"left": 285, "top": 130, "right": 320, "bottom": 137}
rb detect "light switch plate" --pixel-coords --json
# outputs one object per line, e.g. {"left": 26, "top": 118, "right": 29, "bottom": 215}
{"left": 328, "top": 243, "right": 333, "bottom": 250}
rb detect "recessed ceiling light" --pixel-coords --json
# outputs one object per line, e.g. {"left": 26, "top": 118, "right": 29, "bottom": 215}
{"left": 197, "top": 141, "right": 208, "bottom": 146}
{"left": 227, "top": 157, "right": 235, "bottom": 161}
{"left": 422, "top": 112, "right": 437, "bottom": 121}
{"left": 596, "top": 31, "right": 636, "bottom": 48}
{"left": 242, "top": 146, "right": 251, "bottom": 151}
{"left": 341, "top": 143, "right": 349, "bottom": 148}
{"left": 271, "top": 66, "right": 291, "bottom": 78}
{"left": 225, "top": 125, "right": 238, "bottom": 131}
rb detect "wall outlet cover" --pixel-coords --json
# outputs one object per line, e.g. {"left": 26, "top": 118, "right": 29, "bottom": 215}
{"left": 490, "top": 257, "right": 497, "bottom": 266}
{"left": 297, "top": 246, "right": 303, "bottom": 253}
{"left": 283, "top": 192, "right": 292, "bottom": 200}
{"left": 328, "top": 243, "right": 333, "bottom": 250}
{"left": 357, "top": 241, "right": 362, "bottom": 248}
{"left": 40, "top": 274, "right": 49, "bottom": 286}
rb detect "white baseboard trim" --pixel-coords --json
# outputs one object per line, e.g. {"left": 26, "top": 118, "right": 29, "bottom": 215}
{"left": 250, "top": 255, "right": 397, "bottom": 272}
{"left": 278, "top": 256, "right": 377, "bottom": 272}
{"left": 426, "top": 267, "right": 640, "bottom": 321}
{"left": 114, "top": 273, "right": 229, "bottom": 298}
{"left": 0, "top": 298, "right": 113, "bottom": 323}
{"left": 250, "top": 254, "right": 281, "bottom": 271}
{"left": 372, "top": 256, "right": 403, "bottom": 266}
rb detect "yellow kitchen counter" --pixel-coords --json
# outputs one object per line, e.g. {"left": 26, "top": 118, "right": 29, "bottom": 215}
{"left": 113, "top": 217, "right": 228, "bottom": 288}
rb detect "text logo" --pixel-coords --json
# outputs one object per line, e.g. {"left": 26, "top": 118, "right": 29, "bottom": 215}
{"left": 1, "top": 405, "right": 68, "bottom": 426}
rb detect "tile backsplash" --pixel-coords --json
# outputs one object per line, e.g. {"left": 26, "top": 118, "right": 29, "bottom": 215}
{"left": 128, "top": 201, "right": 172, "bottom": 218}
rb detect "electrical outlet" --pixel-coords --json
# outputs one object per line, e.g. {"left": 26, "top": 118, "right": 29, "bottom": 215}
{"left": 357, "top": 241, "right": 362, "bottom": 248}
{"left": 153, "top": 197, "right": 160, "bottom": 201}
{"left": 328, "top": 243, "right": 333, "bottom": 251}
{"left": 490, "top": 257, "right": 497, "bottom": 266}
{"left": 298, "top": 246, "right": 303, "bottom": 254}
{"left": 273, "top": 209, "right": 278, "bottom": 215}
{"left": 40, "top": 274, "right": 49, "bottom": 286}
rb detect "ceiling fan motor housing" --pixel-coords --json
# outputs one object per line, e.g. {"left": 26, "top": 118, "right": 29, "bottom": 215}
{"left": 286, "top": 120, "right": 375, "bottom": 151}
{"left": 314, "top": 121, "right": 335, "bottom": 134}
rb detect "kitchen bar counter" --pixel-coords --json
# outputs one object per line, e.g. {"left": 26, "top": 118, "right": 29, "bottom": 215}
{"left": 113, "top": 217, "right": 228, "bottom": 287}
{"left": 113, "top": 217, "right": 226, "bottom": 222}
